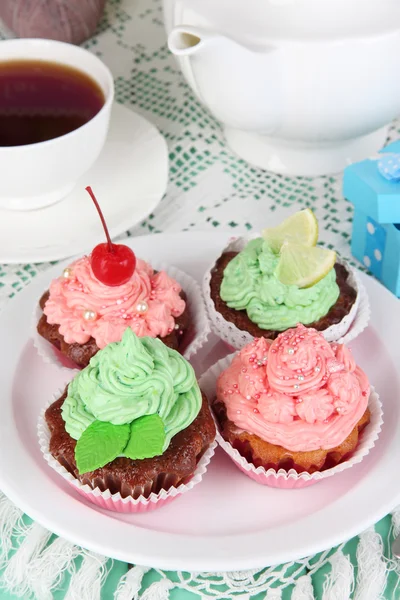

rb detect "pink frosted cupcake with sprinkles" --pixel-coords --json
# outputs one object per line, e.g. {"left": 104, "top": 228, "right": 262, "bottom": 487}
{"left": 34, "top": 187, "right": 209, "bottom": 369}
{"left": 200, "top": 324, "right": 382, "bottom": 487}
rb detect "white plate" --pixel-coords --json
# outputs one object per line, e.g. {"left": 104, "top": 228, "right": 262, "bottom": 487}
{"left": 0, "top": 103, "right": 168, "bottom": 264}
{"left": 0, "top": 232, "right": 399, "bottom": 572}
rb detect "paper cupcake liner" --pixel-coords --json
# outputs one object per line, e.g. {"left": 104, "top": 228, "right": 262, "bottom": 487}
{"left": 199, "top": 355, "right": 383, "bottom": 489}
{"left": 38, "top": 390, "right": 217, "bottom": 513}
{"left": 202, "top": 235, "right": 370, "bottom": 351}
{"left": 337, "top": 273, "right": 370, "bottom": 345}
{"left": 32, "top": 261, "right": 210, "bottom": 371}
{"left": 154, "top": 262, "right": 210, "bottom": 360}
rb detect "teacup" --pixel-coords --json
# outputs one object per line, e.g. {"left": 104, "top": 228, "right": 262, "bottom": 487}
{"left": 0, "top": 38, "right": 114, "bottom": 211}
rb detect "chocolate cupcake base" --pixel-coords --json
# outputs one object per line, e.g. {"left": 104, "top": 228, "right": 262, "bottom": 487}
{"left": 45, "top": 390, "right": 216, "bottom": 499}
{"left": 37, "top": 289, "right": 190, "bottom": 369}
{"left": 209, "top": 252, "right": 357, "bottom": 341}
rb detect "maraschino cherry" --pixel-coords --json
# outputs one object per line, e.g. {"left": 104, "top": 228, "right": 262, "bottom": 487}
{"left": 86, "top": 186, "right": 136, "bottom": 286}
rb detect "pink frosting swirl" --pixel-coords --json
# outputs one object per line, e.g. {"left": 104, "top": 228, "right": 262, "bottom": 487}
{"left": 216, "top": 325, "right": 370, "bottom": 452}
{"left": 43, "top": 256, "right": 185, "bottom": 348}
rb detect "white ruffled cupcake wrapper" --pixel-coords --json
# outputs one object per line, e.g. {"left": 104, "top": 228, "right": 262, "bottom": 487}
{"left": 199, "top": 354, "right": 383, "bottom": 489}
{"left": 202, "top": 235, "right": 370, "bottom": 351}
{"left": 32, "top": 261, "right": 210, "bottom": 372}
{"left": 38, "top": 390, "right": 217, "bottom": 513}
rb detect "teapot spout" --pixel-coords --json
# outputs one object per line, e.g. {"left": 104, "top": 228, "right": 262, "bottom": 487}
{"left": 168, "top": 26, "right": 214, "bottom": 57}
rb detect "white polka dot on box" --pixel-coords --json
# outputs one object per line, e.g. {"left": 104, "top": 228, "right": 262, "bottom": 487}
{"left": 343, "top": 141, "right": 400, "bottom": 298}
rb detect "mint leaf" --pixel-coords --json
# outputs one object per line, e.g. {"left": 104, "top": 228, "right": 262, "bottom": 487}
{"left": 75, "top": 421, "right": 130, "bottom": 474}
{"left": 124, "top": 414, "right": 166, "bottom": 460}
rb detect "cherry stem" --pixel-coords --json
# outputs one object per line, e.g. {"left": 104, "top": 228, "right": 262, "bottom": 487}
{"left": 85, "top": 186, "right": 114, "bottom": 254}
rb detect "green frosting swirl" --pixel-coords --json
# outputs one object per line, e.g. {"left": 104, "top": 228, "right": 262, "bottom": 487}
{"left": 62, "top": 328, "right": 202, "bottom": 454}
{"left": 220, "top": 238, "right": 340, "bottom": 331}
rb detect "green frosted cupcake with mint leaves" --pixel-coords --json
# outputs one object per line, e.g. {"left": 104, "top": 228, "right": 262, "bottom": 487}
{"left": 41, "top": 328, "right": 216, "bottom": 510}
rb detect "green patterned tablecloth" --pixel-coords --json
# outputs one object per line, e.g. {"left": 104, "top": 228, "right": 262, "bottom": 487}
{"left": 1, "top": 1, "right": 400, "bottom": 598}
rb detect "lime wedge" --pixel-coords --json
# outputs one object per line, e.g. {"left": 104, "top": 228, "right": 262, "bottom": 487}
{"left": 276, "top": 242, "right": 336, "bottom": 288}
{"left": 262, "top": 209, "right": 318, "bottom": 253}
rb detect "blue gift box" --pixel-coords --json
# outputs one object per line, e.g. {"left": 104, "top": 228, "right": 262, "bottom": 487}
{"left": 343, "top": 141, "right": 400, "bottom": 297}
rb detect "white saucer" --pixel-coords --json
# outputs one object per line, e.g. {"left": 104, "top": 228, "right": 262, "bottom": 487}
{"left": 0, "top": 103, "right": 168, "bottom": 264}
{"left": 0, "top": 232, "right": 399, "bottom": 572}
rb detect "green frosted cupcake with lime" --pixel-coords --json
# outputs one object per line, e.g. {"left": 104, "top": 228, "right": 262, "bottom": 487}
{"left": 39, "top": 328, "right": 216, "bottom": 512}
{"left": 204, "top": 210, "right": 367, "bottom": 350}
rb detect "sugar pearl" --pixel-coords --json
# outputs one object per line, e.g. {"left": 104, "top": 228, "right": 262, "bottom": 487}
{"left": 63, "top": 267, "right": 72, "bottom": 279}
{"left": 82, "top": 309, "right": 97, "bottom": 321}
{"left": 136, "top": 301, "right": 148, "bottom": 314}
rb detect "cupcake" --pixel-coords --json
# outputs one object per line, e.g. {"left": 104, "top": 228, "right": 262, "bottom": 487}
{"left": 36, "top": 255, "right": 191, "bottom": 368}
{"left": 35, "top": 187, "right": 209, "bottom": 368}
{"left": 204, "top": 209, "right": 368, "bottom": 349}
{"left": 200, "top": 325, "right": 382, "bottom": 488}
{"left": 39, "top": 328, "right": 216, "bottom": 511}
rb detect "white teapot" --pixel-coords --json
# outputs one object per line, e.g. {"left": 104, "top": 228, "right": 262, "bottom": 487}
{"left": 165, "top": 0, "right": 400, "bottom": 176}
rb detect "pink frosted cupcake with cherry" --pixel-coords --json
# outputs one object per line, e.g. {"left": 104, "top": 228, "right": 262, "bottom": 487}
{"left": 200, "top": 324, "right": 382, "bottom": 487}
{"left": 35, "top": 187, "right": 209, "bottom": 369}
